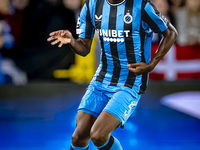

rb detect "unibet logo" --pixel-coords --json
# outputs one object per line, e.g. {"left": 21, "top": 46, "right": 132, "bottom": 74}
{"left": 96, "top": 29, "right": 130, "bottom": 42}
{"left": 96, "top": 29, "right": 130, "bottom": 37}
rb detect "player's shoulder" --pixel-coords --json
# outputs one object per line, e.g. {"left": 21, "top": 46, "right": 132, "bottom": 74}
{"left": 142, "top": 0, "right": 149, "bottom": 3}
{"left": 142, "top": 0, "right": 159, "bottom": 13}
{"left": 140, "top": 0, "right": 150, "bottom": 11}
{"left": 141, "top": 0, "right": 150, "bottom": 5}
{"left": 141, "top": 0, "right": 153, "bottom": 7}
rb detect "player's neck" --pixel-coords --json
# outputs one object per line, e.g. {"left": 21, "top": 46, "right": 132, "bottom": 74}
{"left": 108, "top": 0, "right": 124, "bottom": 4}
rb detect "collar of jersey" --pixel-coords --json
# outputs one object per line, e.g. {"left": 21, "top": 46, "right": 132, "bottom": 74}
{"left": 106, "top": 0, "right": 126, "bottom": 6}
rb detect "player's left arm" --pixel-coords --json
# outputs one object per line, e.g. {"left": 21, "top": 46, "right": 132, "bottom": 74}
{"left": 128, "top": 1, "right": 178, "bottom": 75}
{"left": 128, "top": 23, "right": 178, "bottom": 75}
{"left": 147, "top": 23, "right": 178, "bottom": 71}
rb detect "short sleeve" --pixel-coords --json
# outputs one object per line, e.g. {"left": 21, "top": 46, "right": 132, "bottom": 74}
{"left": 142, "top": 1, "right": 169, "bottom": 33}
{"left": 76, "top": 0, "right": 95, "bottom": 39}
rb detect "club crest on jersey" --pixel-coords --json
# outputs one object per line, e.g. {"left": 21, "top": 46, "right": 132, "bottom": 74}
{"left": 124, "top": 11, "right": 133, "bottom": 24}
{"left": 95, "top": 15, "right": 102, "bottom": 21}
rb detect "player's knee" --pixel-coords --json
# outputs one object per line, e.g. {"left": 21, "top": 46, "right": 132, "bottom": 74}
{"left": 90, "top": 130, "right": 107, "bottom": 146}
{"left": 72, "top": 132, "right": 80, "bottom": 144}
{"left": 72, "top": 131, "right": 89, "bottom": 146}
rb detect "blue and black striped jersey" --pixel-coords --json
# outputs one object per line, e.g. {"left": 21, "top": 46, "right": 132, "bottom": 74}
{"left": 76, "top": 0, "right": 169, "bottom": 94}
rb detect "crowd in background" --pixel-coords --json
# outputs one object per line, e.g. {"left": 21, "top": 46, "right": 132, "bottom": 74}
{"left": 0, "top": 0, "right": 80, "bottom": 84}
{"left": 152, "top": 0, "right": 200, "bottom": 46}
{"left": 0, "top": 0, "right": 200, "bottom": 85}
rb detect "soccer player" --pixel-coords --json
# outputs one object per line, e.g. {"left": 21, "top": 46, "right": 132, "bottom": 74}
{"left": 47, "top": 0, "right": 178, "bottom": 149}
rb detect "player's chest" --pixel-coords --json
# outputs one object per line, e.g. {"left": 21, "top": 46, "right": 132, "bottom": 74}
{"left": 94, "top": 3, "right": 141, "bottom": 36}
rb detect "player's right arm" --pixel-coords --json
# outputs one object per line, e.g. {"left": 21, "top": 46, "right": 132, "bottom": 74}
{"left": 47, "top": 30, "right": 92, "bottom": 57}
{"left": 47, "top": 0, "right": 94, "bottom": 57}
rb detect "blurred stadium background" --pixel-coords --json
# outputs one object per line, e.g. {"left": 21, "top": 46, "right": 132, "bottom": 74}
{"left": 0, "top": 0, "right": 200, "bottom": 150}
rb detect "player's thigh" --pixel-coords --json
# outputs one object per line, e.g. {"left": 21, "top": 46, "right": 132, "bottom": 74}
{"left": 90, "top": 111, "right": 120, "bottom": 140}
{"left": 103, "top": 90, "right": 141, "bottom": 128}
{"left": 78, "top": 84, "right": 110, "bottom": 117}
{"left": 72, "top": 112, "right": 97, "bottom": 140}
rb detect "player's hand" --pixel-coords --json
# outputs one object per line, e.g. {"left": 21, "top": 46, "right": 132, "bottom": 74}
{"left": 47, "top": 30, "right": 74, "bottom": 47}
{"left": 127, "top": 62, "right": 152, "bottom": 75}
